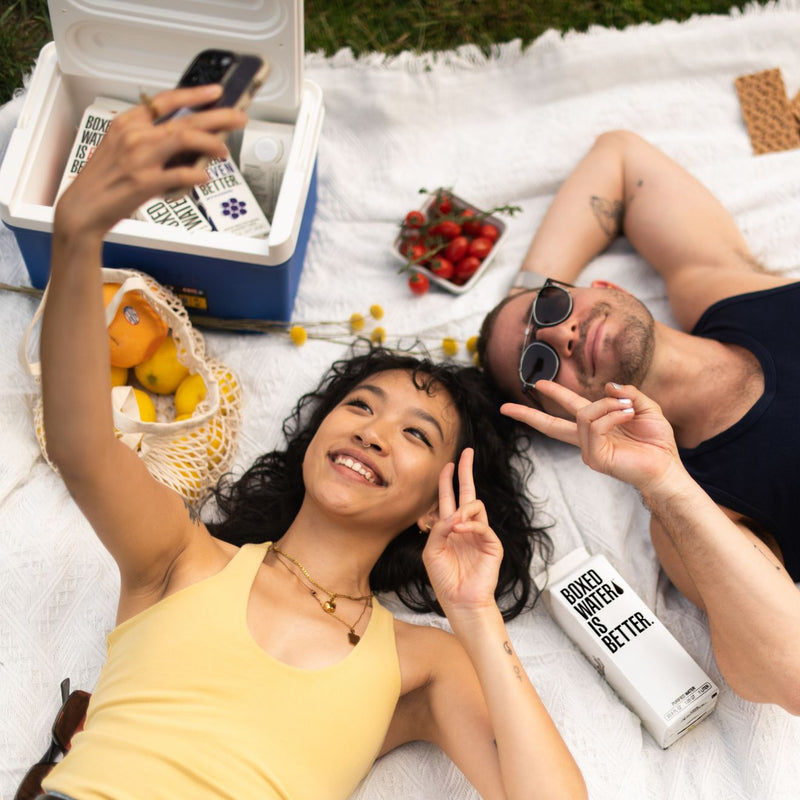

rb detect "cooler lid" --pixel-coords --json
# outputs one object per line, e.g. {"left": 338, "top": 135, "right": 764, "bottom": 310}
{"left": 47, "top": 0, "right": 303, "bottom": 113}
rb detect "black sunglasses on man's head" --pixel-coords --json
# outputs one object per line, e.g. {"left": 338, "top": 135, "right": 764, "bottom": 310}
{"left": 518, "top": 277, "right": 575, "bottom": 395}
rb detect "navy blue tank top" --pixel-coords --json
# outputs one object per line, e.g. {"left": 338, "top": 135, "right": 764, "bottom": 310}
{"left": 678, "top": 282, "right": 800, "bottom": 582}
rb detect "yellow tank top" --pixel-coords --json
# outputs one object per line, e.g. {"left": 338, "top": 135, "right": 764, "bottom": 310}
{"left": 45, "top": 542, "right": 401, "bottom": 800}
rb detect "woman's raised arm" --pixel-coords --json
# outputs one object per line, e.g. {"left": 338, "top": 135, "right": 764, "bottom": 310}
{"left": 41, "top": 86, "right": 245, "bottom": 595}
{"left": 419, "top": 449, "right": 587, "bottom": 800}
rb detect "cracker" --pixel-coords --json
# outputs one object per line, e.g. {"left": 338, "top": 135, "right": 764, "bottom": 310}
{"left": 734, "top": 68, "right": 800, "bottom": 155}
{"left": 791, "top": 87, "right": 800, "bottom": 127}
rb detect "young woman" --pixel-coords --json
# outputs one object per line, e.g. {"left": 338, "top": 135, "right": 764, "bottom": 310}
{"left": 35, "top": 84, "right": 586, "bottom": 800}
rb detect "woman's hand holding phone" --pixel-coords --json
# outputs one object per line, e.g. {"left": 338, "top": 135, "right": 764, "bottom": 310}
{"left": 55, "top": 85, "right": 247, "bottom": 240}
{"left": 157, "top": 49, "right": 269, "bottom": 171}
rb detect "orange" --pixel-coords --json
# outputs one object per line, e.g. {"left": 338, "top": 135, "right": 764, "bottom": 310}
{"left": 103, "top": 283, "right": 168, "bottom": 368}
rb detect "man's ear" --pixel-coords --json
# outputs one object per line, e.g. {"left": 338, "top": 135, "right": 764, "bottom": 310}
{"left": 591, "top": 279, "right": 628, "bottom": 293}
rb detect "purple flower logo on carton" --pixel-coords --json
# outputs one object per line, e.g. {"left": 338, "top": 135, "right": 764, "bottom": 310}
{"left": 221, "top": 198, "right": 248, "bottom": 219}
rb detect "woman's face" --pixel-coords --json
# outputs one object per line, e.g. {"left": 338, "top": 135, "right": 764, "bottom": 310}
{"left": 302, "top": 369, "right": 461, "bottom": 532}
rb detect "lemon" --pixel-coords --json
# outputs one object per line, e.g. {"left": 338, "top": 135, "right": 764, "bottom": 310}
{"left": 170, "top": 435, "right": 205, "bottom": 495}
{"left": 174, "top": 373, "right": 207, "bottom": 417}
{"left": 110, "top": 365, "right": 128, "bottom": 387}
{"left": 134, "top": 335, "right": 189, "bottom": 395}
{"left": 206, "top": 417, "right": 225, "bottom": 465}
{"left": 132, "top": 388, "right": 157, "bottom": 422}
{"left": 216, "top": 368, "right": 240, "bottom": 415}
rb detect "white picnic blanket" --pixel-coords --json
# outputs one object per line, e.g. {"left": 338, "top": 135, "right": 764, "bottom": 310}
{"left": 2, "top": 2, "right": 800, "bottom": 798}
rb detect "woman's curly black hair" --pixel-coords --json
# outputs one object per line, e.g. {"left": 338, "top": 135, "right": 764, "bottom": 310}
{"left": 207, "top": 346, "right": 552, "bottom": 621}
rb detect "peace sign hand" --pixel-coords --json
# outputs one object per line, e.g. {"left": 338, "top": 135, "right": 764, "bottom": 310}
{"left": 502, "top": 381, "right": 681, "bottom": 495}
{"left": 422, "top": 448, "right": 504, "bottom": 618}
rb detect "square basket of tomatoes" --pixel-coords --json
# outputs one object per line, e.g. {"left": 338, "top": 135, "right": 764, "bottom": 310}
{"left": 394, "top": 189, "right": 516, "bottom": 295}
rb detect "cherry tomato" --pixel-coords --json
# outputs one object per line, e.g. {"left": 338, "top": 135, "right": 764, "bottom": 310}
{"left": 408, "top": 271, "right": 430, "bottom": 295}
{"left": 429, "top": 257, "right": 454, "bottom": 280}
{"left": 455, "top": 256, "right": 481, "bottom": 280}
{"left": 437, "top": 220, "right": 462, "bottom": 240}
{"left": 405, "top": 210, "right": 425, "bottom": 228}
{"left": 461, "top": 210, "right": 482, "bottom": 237}
{"left": 468, "top": 236, "right": 493, "bottom": 260}
{"left": 444, "top": 235, "right": 469, "bottom": 262}
{"left": 410, "top": 243, "right": 429, "bottom": 264}
{"left": 479, "top": 223, "right": 500, "bottom": 242}
{"left": 437, "top": 195, "right": 453, "bottom": 215}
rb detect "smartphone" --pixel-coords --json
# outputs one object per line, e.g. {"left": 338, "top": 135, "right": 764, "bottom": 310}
{"left": 158, "top": 49, "right": 270, "bottom": 171}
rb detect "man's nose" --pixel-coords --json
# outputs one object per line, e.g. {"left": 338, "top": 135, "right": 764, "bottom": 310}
{"left": 535, "top": 320, "right": 576, "bottom": 358}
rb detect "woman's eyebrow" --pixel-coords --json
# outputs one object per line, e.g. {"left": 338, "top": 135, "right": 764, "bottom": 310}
{"left": 358, "top": 383, "right": 445, "bottom": 442}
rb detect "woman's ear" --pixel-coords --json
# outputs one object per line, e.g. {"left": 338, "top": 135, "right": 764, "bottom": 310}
{"left": 416, "top": 508, "right": 439, "bottom": 534}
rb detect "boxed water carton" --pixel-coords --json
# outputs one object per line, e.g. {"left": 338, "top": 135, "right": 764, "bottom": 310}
{"left": 0, "top": 0, "right": 323, "bottom": 322}
{"left": 237, "top": 120, "right": 295, "bottom": 222}
{"left": 535, "top": 547, "right": 718, "bottom": 747}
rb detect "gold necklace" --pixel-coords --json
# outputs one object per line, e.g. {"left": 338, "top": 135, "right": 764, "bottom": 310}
{"left": 269, "top": 543, "right": 373, "bottom": 646}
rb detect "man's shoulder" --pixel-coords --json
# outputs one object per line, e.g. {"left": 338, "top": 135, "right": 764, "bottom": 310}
{"left": 667, "top": 266, "right": 798, "bottom": 332}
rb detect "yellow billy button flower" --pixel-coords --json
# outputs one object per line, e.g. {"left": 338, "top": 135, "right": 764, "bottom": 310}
{"left": 350, "top": 313, "right": 365, "bottom": 332}
{"left": 370, "top": 327, "right": 386, "bottom": 345}
{"left": 369, "top": 304, "right": 384, "bottom": 320}
{"left": 289, "top": 325, "right": 308, "bottom": 346}
{"left": 466, "top": 335, "right": 479, "bottom": 354}
{"left": 441, "top": 337, "right": 458, "bottom": 357}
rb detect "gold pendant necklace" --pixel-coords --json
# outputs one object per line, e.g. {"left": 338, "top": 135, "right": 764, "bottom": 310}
{"left": 269, "top": 543, "right": 373, "bottom": 646}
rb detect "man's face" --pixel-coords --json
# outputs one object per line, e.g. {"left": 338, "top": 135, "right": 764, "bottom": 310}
{"left": 485, "top": 283, "right": 656, "bottom": 416}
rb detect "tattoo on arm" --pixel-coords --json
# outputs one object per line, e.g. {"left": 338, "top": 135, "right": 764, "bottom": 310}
{"left": 590, "top": 196, "right": 624, "bottom": 239}
{"left": 754, "top": 541, "right": 781, "bottom": 571}
{"left": 183, "top": 499, "right": 202, "bottom": 527}
{"left": 503, "top": 640, "right": 523, "bottom": 681}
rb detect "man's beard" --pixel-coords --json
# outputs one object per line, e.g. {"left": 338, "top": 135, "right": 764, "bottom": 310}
{"left": 573, "top": 295, "right": 655, "bottom": 398}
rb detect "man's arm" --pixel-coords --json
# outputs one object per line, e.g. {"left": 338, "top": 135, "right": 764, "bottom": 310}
{"left": 502, "top": 380, "right": 800, "bottom": 715}
{"left": 516, "top": 130, "right": 790, "bottom": 330}
{"left": 646, "top": 488, "right": 800, "bottom": 713}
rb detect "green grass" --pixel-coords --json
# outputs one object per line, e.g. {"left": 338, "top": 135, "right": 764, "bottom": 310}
{"left": 304, "top": 1, "right": 771, "bottom": 58}
{"left": 1, "top": 1, "right": 774, "bottom": 106}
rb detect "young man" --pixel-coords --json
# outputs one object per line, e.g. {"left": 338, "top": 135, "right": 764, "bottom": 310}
{"left": 478, "top": 129, "right": 800, "bottom": 714}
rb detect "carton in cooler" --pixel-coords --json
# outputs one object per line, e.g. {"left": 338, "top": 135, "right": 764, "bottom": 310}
{"left": 56, "top": 96, "right": 132, "bottom": 199}
{"left": 237, "top": 120, "right": 294, "bottom": 222}
{"left": 0, "top": 0, "right": 324, "bottom": 323}
{"left": 135, "top": 194, "right": 213, "bottom": 234}
{"left": 193, "top": 154, "right": 270, "bottom": 238}
{"left": 535, "top": 547, "right": 718, "bottom": 747}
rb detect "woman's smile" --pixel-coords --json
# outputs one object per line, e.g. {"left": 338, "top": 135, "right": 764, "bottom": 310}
{"left": 330, "top": 450, "right": 385, "bottom": 486}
